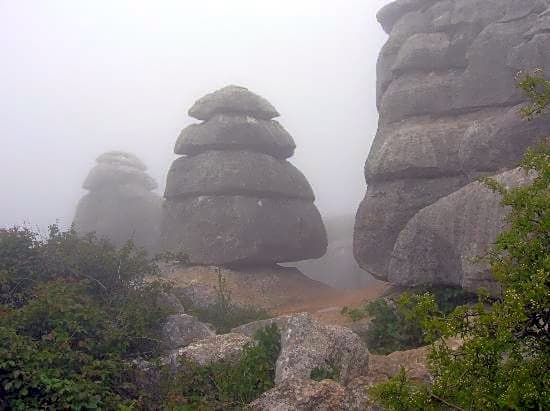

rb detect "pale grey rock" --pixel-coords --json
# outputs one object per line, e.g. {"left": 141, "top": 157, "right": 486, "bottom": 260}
{"left": 189, "top": 85, "right": 279, "bottom": 121}
{"left": 354, "top": 0, "right": 550, "bottom": 289}
{"left": 168, "top": 333, "right": 252, "bottom": 368}
{"left": 233, "top": 313, "right": 370, "bottom": 386}
{"left": 389, "top": 168, "right": 534, "bottom": 294}
{"left": 354, "top": 176, "right": 468, "bottom": 279}
{"left": 96, "top": 150, "right": 147, "bottom": 171}
{"left": 73, "top": 185, "right": 162, "bottom": 253}
{"left": 161, "top": 196, "right": 327, "bottom": 265}
{"left": 247, "top": 378, "right": 349, "bottom": 411}
{"left": 165, "top": 150, "right": 314, "bottom": 201}
{"left": 175, "top": 114, "right": 295, "bottom": 159}
{"left": 275, "top": 313, "right": 369, "bottom": 386}
{"left": 83, "top": 163, "right": 157, "bottom": 191}
{"left": 161, "top": 314, "right": 215, "bottom": 350}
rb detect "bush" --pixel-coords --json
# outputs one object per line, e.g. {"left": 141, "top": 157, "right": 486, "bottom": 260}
{"left": 164, "top": 324, "right": 281, "bottom": 410}
{"left": 0, "top": 225, "right": 175, "bottom": 409}
{"left": 342, "top": 287, "right": 476, "bottom": 354}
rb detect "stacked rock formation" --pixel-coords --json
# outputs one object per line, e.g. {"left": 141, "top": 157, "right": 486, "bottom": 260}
{"left": 162, "top": 85, "right": 327, "bottom": 265}
{"left": 354, "top": 0, "right": 550, "bottom": 292}
{"left": 73, "top": 151, "right": 162, "bottom": 253}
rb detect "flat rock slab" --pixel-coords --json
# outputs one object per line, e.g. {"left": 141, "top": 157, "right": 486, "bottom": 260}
{"left": 165, "top": 150, "right": 314, "bottom": 201}
{"left": 168, "top": 333, "right": 252, "bottom": 367}
{"left": 175, "top": 114, "right": 295, "bottom": 159}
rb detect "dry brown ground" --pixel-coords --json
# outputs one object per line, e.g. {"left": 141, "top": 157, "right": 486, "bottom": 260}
{"left": 162, "top": 264, "right": 390, "bottom": 326}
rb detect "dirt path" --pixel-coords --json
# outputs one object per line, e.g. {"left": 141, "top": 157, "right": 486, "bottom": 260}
{"left": 274, "top": 280, "right": 390, "bottom": 326}
{"left": 164, "top": 264, "right": 390, "bottom": 327}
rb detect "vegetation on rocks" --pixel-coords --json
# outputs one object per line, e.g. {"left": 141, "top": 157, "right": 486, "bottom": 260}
{"left": 0, "top": 226, "right": 278, "bottom": 410}
{"left": 342, "top": 286, "right": 476, "bottom": 355}
{"left": 0, "top": 226, "right": 173, "bottom": 409}
{"left": 164, "top": 324, "right": 281, "bottom": 410}
{"left": 370, "top": 73, "right": 550, "bottom": 410}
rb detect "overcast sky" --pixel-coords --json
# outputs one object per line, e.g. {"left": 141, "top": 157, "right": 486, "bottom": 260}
{"left": 0, "top": 0, "right": 390, "bottom": 231}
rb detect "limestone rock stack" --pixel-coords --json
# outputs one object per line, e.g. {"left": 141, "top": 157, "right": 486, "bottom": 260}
{"left": 354, "top": 0, "right": 550, "bottom": 292}
{"left": 73, "top": 151, "right": 162, "bottom": 253}
{"left": 162, "top": 85, "right": 327, "bottom": 265}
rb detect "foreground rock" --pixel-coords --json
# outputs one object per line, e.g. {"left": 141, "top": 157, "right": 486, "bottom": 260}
{"left": 389, "top": 168, "right": 534, "bottom": 293}
{"left": 168, "top": 333, "right": 252, "bottom": 368}
{"left": 247, "top": 377, "right": 349, "bottom": 411}
{"left": 161, "top": 314, "right": 215, "bottom": 350}
{"left": 162, "top": 85, "right": 327, "bottom": 265}
{"left": 233, "top": 313, "right": 369, "bottom": 386}
{"left": 73, "top": 151, "right": 162, "bottom": 254}
{"left": 354, "top": 0, "right": 550, "bottom": 291}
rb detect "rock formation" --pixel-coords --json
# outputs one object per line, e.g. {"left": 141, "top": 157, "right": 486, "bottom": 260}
{"left": 162, "top": 85, "right": 327, "bottom": 265}
{"left": 73, "top": 151, "right": 162, "bottom": 253}
{"left": 354, "top": 0, "right": 550, "bottom": 292}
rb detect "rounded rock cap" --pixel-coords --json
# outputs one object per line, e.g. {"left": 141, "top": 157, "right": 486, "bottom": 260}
{"left": 175, "top": 114, "right": 296, "bottom": 159}
{"left": 83, "top": 163, "right": 157, "bottom": 191}
{"left": 188, "top": 85, "right": 280, "bottom": 121}
{"left": 96, "top": 151, "right": 147, "bottom": 171}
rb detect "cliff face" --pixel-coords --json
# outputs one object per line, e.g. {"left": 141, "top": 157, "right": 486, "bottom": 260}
{"left": 354, "top": 0, "right": 550, "bottom": 291}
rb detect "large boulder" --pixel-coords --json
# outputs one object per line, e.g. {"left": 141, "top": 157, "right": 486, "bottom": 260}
{"left": 232, "top": 313, "right": 369, "bottom": 386}
{"left": 389, "top": 168, "right": 533, "bottom": 294}
{"left": 354, "top": 0, "right": 550, "bottom": 290}
{"left": 175, "top": 114, "right": 295, "bottom": 159}
{"left": 162, "top": 85, "right": 327, "bottom": 265}
{"left": 73, "top": 151, "right": 162, "bottom": 254}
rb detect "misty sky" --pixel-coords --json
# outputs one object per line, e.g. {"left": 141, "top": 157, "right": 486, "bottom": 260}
{"left": 0, "top": 0, "right": 390, "bottom": 231}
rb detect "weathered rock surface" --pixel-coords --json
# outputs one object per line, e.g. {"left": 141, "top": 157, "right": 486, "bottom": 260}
{"left": 73, "top": 151, "right": 162, "bottom": 253}
{"left": 189, "top": 85, "right": 280, "bottom": 121}
{"left": 354, "top": 0, "right": 550, "bottom": 290}
{"left": 163, "top": 196, "right": 326, "bottom": 265}
{"left": 162, "top": 87, "right": 327, "bottom": 265}
{"left": 168, "top": 333, "right": 252, "bottom": 368}
{"left": 389, "top": 168, "right": 533, "bottom": 294}
{"left": 161, "top": 314, "right": 215, "bottom": 350}
{"left": 165, "top": 151, "right": 314, "bottom": 201}
{"left": 247, "top": 378, "right": 349, "bottom": 411}
{"left": 175, "top": 114, "right": 295, "bottom": 159}
{"left": 232, "top": 313, "right": 369, "bottom": 386}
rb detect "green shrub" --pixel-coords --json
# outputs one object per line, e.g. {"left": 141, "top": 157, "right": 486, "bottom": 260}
{"left": 165, "top": 324, "right": 281, "bottom": 410}
{"left": 310, "top": 361, "right": 340, "bottom": 381}
{"left": 0, "top": 225, "right": 174, "bottom": 409}
{"left": 342, "top": 286, "right": 475, "bottom": 354}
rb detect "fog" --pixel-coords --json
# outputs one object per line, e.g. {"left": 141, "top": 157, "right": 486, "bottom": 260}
{"left": 0, "top": 0, "right": 389, "bottom": 231}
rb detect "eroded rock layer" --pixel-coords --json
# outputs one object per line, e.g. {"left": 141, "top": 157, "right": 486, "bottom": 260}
{"left": 162, "top": 86, "right": 327, "bottom": 265}
{"left": 354, "top": 0, "right": 550, "bottom": 291}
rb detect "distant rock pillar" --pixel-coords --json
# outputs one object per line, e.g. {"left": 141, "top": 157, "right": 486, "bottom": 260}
{"left": 73, "top": 151, "right": 162, "bottom": 253}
